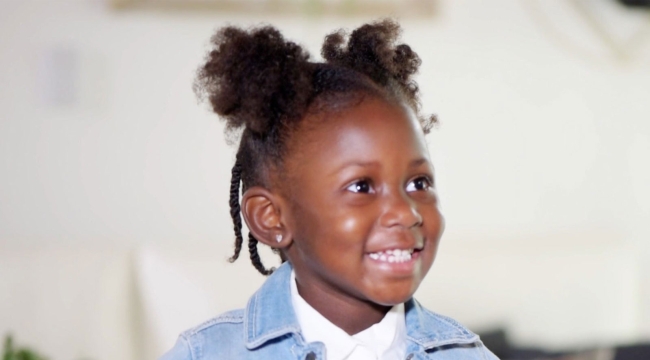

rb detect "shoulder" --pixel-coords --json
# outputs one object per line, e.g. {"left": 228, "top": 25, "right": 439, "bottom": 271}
{"left": 423, "top": 309, "right": 478, "bottom": 339}
{"left": 181, "top": 309, "right": 245, "bottom": 345}
{"left": 160, "top": 309, "right": 245, "bottom": 360}
{"left": 406, "top": 299, "right": 477, "bottom": 344}
{"left": 183, "top": 308, "right": 245, "bottom": 336}
{"left": 405, "top": 300, "right": 500, "bottom": 359}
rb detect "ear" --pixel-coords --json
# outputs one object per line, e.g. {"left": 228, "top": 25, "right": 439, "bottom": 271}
{"left": 240, "top": 186, "right": 291, "bottom": 248}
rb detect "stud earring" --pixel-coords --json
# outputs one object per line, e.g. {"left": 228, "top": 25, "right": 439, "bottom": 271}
{"left": 275, "top": 234, "right": 283, "bottom": 243}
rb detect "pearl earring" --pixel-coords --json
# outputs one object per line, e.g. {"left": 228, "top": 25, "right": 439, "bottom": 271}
{"left": 275, "top": 234, "right": 283, "bottom": 243}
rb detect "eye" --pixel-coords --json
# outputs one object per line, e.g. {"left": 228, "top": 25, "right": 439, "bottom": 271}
{"left": 345, "top": 179, "right": 374, "bottom": 194}
{"left": 406, "top": 176, "right": 432, "bottom": 192}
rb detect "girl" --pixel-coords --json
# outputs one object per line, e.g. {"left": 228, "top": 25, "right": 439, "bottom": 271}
{"left": 162, "top": 19, "right": 498, "bottom": 360}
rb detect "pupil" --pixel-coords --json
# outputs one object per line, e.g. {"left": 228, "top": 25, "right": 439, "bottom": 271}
{"left": 357, "top": 182, "right": 369, "bottom": 192}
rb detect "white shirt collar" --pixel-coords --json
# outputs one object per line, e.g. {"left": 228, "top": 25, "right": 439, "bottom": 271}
{"left": 290, "top": 270, "right": 407, "bottom": 360}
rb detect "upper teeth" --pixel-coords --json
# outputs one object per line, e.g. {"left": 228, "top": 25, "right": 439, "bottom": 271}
{"left": 368, "top": 249, "right": 413, "bottom": 263}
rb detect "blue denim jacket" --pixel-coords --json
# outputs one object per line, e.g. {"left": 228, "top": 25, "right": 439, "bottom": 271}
{"left": 161, "top": 263, "right": 498, "bottom": 360}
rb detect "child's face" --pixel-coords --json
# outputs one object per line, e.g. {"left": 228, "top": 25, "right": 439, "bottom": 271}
{"left": 281, "top": 97, "right": 444, "bottom": 307}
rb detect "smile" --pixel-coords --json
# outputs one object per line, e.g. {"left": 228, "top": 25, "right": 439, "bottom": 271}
{"left": 368, "top": 249, "right": 415, "bottom": 263}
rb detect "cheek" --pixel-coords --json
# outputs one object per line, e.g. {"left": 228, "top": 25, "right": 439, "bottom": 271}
{"left": 421, "top": 208, "right": 444, "bottom": 261}
{"left": 340, "top": 216, "right": 359, "bottom": 233}
{"left": 296, "top": 207, "right": 374, "bottom": 258}
{"left": 331, "top": 207, "right": 377, "bottom": 247}
{"left": 423, "top": 205, "right": 445, "bottom": 237}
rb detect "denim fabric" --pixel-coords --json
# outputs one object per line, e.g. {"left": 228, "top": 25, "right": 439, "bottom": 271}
{"left": 160, "top": 262, "right": 499, "bottom": 360}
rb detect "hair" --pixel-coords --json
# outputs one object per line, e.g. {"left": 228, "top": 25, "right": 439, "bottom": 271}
{"left": 194, "top": 19, "right": 435, "bottom": 275}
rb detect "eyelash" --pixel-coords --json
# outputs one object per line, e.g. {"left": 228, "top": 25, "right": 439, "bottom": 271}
{"left": 346, "top": 179, "right": 374, "bottom": 194}
{"left": 406, "top": 176, "right": 433, "bottom": 192}
{"left": 345, "top": 176, "right": 433, "bottom": 194}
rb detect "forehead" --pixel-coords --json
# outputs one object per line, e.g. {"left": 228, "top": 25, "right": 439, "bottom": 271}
{"left": 282, "top": 98, "right": 430, "bottom": 179}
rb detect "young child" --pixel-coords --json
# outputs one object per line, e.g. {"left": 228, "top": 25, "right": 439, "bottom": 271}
{"left": 162, "top": 19, "right": 498, "bottom": 360}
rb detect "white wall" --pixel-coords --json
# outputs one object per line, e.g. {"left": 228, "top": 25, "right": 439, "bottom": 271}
{"left": 1, "top": 0, "right": 649, "bottom": 357}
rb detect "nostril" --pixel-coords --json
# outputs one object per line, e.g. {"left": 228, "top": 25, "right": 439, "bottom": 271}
{"left": 409, "top": 209, "right": 424, "bottom": 228}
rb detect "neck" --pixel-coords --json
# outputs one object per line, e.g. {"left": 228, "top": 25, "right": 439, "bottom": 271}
{"left": 295, "top": 275, "right": 392, "bottom": 335}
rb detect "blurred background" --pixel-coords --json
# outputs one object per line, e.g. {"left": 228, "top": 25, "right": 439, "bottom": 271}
{"left": 1, "top": 0, "right": 649, "bottom": 359}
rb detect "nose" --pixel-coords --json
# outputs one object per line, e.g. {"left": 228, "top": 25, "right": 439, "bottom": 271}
{"left": 379, "top": 189, "right": 423, "bottom": 229}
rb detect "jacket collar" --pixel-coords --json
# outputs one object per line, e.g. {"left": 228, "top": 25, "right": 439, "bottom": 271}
{"left": 404, "top": 299, "right": 479, "bottom": 350}
{"left": 244, "top": 262, "right": 301, "bottom": 349}
{"left": 244, "top": 262, "right": 479, "bottom": 350}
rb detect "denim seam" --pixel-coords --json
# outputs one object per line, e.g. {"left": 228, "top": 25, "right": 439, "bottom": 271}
{"left": 478, "top": 341, "right": 492, "bottom": 360}
{"left": 246, "top": 325, "right": 301, "bottom": 349}
{"left": 244, "top": 292, "right": 259, "bottom": 346}
{"left": 431, "top": 313, "right": 473, "bottom": 336}
{"left": 184, "top": 314, "right": 244, "bottom": 337}
{"left": 179, "top": 334, "right": 196, "bottom": 360}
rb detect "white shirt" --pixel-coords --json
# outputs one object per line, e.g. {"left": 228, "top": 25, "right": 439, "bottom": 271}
{"left": 290, "top": 271, "right": 407, "bottom": 360}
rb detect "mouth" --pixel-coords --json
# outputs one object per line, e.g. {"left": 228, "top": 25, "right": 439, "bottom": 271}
{"left": 367, "top": 246, "right": 423, "bottom": 263}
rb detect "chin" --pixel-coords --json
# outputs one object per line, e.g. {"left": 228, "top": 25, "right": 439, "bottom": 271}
{"left": 369, "top": 286, "right": 417, "bottom": 306}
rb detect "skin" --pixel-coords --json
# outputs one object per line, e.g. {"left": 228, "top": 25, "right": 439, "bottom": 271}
{"left": 242, "top": 97, "right": 445, "bottom": 335}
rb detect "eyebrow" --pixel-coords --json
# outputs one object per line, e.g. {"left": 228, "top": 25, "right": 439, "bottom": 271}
{"left": 409, "top": 158, "right": 428, "bottom": 168}
{"left": 330, "top": 158, "right": 430, "bottom": 175}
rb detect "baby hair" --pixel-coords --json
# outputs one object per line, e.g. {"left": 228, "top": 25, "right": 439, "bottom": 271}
{"left": 194, "top": 19, "right": 436, "bottom": 275}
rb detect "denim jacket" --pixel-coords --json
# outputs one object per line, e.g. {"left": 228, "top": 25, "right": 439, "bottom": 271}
{"left": 161, "top": 263, "right": 499, "bottom": 360}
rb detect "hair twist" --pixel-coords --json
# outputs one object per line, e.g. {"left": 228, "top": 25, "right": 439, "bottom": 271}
{"left": 196, "top": 19, "right": 434, "bottom": 275}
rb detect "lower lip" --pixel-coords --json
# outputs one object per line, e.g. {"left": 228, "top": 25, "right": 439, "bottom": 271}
{"left": 365, "top": 250, "right": 421, "bottom": 275}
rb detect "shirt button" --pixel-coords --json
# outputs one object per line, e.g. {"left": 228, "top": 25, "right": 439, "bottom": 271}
{"left": 305, "top": 352, "right": 316, "bottom": 360}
